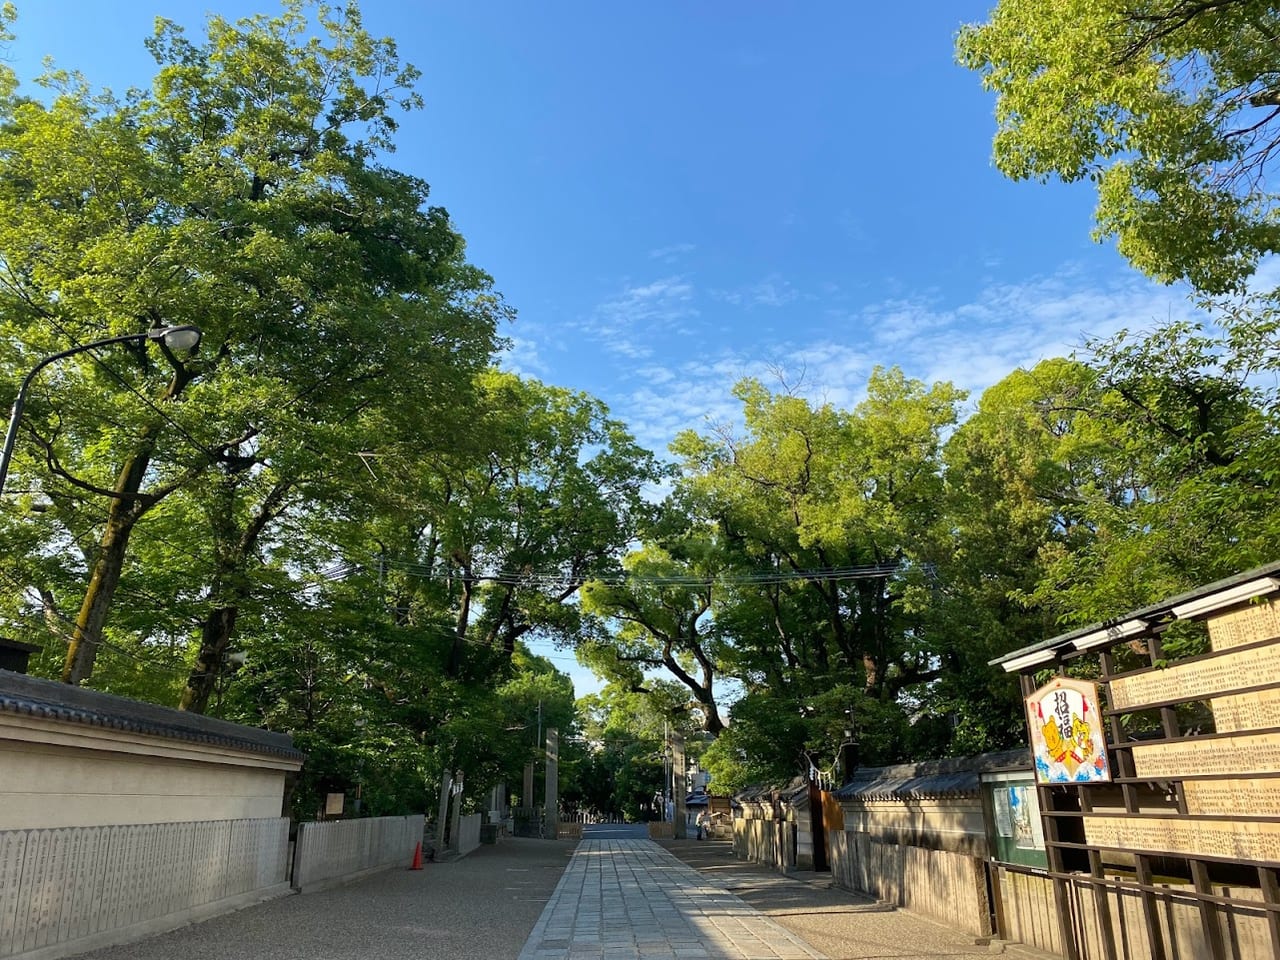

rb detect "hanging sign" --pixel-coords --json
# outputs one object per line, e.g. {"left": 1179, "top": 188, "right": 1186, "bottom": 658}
{"left": 1025, "top": 676, "right": 1111, "bottom": 784}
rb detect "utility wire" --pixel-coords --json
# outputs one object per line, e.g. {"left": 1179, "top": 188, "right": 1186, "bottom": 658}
{"left": 360, "top": 556, "right": 902, "bottom": 588}
{"left": 0, "top": 567, "right": 195, "bottom": 677}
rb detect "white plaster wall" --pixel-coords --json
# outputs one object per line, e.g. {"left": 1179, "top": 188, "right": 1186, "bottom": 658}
{"left": 0, "top": 740, "right": 287, "bottom": 830}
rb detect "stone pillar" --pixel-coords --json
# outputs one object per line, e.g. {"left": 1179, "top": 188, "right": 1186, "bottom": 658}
{"left": 436, "top": 769, "right": 452, "bottom": 848}
{"left": 523, "top": 761, "right": 535, "bottom": 809}
{"left": 488, "top": 783, "right": 505, "bottom": 823}
{"left": 544, "top": 727, "right": 558, "bottom": 840}
{"left": 449, "top": 770, "right": 464, "bottom": 850}
{"left": 672, "top": 732, "right": 687, "bottom": 839}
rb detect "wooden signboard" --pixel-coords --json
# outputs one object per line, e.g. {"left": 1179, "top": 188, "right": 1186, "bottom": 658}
{"left": 1109, "top": 642, "right": 1280, "bottom": 711}
{"left": 1212, "top": 689, "right": 1280, "bottom": 734}
{"left": 1209, "top": 599, "right": 1280, "bottom": 651}
{"left": 1025, "top": 677, "right": 1110, "bottom": 784}
{"left": 1132, "top": 732, "right": 1280, "bottom": 778}
{"left": 1183, "top": 780, "right": 1280, "bottom": 817}
{"left": 1084, "top": 814, "right": 1280, "bottom": 864}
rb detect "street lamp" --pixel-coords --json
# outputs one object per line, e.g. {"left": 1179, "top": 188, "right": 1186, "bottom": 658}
{"left": 0, "top": 325, "right": 202, "bottom": 497}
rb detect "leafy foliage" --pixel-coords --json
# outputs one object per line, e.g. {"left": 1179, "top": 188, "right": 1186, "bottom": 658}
{"left": 4, "top": 0, "right": 1280, "bottom": 824}
{"left": 959, "top": 0, "right": 1280, "bottom": 293}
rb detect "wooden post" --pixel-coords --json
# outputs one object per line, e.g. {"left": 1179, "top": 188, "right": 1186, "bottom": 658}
{"left": 1151, "top": 629, "right": 1226, "bottom": 960}
{"left": 1258, "top": 866, "right": 1280, "bottom": 959}
{"left": 1023, "top": 672, "right": 1081, "bottom": 960}
{"left": 1101, "top": 649, "right": 1166, "bottom": 960}
{"left": 1077, "top": 787, "right": 1118, "bottom": 960}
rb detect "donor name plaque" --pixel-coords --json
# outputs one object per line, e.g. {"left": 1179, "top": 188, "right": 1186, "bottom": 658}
{"left": 1110, "top": 642, "right": 1280, "bottom": 710}
{"left": 1026, "top": 677, "right": 1111, "bottom": 784}
{"left": 1084, "top": 815, "right": 1280, "bottom": 864}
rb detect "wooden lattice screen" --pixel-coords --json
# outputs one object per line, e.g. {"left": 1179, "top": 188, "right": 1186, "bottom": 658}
{"left": 1006, "top": 575, "right": 1280, "bottom": 960}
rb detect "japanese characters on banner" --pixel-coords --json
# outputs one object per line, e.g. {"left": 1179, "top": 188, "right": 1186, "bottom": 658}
{"left": 1026, "top": 676, "right": 1111, "bottom": 784}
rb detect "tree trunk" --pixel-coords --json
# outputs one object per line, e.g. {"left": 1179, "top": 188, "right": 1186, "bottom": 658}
{"left": 178, "top": 476, "right": 292, "bottom": 712}
{"left": 62, "top": 448, "right": 154, "bottom": 684}
{"left": 58, "top": 359, "right": 201, "bottom": 685}
{"left": 448, "top": 572, "right": 473, "bottom": 677}
{"left": 179, "top": 603, "right": 241, "bottom": 712}
{"left": 703, "top": 701, "right": 725, "bottom": 736}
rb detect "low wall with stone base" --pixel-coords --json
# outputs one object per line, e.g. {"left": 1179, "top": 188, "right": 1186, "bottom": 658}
{"left": 291, "top": 815, "right": 424, "bottom": 893}
{"left": 0, "top": 817, "right": 290, "bottom": 960}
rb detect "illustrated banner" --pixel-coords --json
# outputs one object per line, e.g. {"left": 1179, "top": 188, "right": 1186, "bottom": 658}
{"left": 1026, "top": 677, "right": 1111, "bottom": 784}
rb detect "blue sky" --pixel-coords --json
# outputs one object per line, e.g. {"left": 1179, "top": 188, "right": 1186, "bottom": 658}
{"left": 14, "top": 2, "right": 1199, "bottom": 696}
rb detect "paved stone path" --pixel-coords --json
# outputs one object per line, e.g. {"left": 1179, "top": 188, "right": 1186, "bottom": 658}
{"left": 517, "top": 839, "right": 826, "bottom": 960}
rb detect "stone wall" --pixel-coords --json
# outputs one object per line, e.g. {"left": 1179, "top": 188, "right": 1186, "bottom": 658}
{"left": 455, "top": 813, "right": 482, "bottom": 856}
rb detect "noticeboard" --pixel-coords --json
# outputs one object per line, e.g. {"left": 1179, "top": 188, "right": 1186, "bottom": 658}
{"left": 982, "top": 772, "right": 1047, "bottom": 869}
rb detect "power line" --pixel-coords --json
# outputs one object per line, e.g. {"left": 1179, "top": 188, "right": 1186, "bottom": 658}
{"left": 365, "top": 556, "right": 902, "bottom": 588}
{"left": 0, "top": 567, "right": 194, "bottom": 677}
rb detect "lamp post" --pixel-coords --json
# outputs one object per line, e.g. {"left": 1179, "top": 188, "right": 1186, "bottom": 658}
{"left": 0, "top": 326, "right": 202, "bottom": 497}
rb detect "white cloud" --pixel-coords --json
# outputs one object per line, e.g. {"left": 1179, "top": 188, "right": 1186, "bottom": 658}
{"left": 648, "top": 242, "right": 696, "bottom": 263}
{"left": 496, "top": 333, "right": 551, "bottom": 378}
{"left": 604, "top": 264, "right": 1197, "bottom": 453}
{"left": 576, "top": 275, "right": 699, "bottom": 358}
{"left": 712, "top": 275, "right": 801, "bottom": 308}
{"left": 868, "top": 269, "right": 1199, "bottom": 397}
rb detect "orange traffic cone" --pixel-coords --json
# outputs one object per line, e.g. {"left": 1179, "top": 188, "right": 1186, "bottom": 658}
{"left": 409, "top": 842, "right": 423, "bottom": 870}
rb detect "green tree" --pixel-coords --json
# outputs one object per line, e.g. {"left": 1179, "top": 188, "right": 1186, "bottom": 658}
{"left": 580, "top": 512, "right": 728, "bottom": 735}
{"left": 370, "top": 370, "right": 663, "bottom": 675}
{"left": 1030, "top": 309, "right": 1280, "bottom": 623}
{"left": 958, "top": 0, "right": 1280, "bottom": 293}
{"left": 931, "top": 359, "right": 1107, "bottom": 752}
{"left": 575, "top": 681, "right": 696, "bottom": 820}
{"left": 668, "top": 368, "right": 965, "bottom": 777}
{"left": 0, "top": 1, "right": 500, "bottom": 689}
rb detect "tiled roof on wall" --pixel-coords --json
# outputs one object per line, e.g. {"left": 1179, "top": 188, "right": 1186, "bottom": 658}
{"left": 833, "top": 748, "right": 1030, "bottom": 801}
{"left": 0, "top": 669, "right": 304, "bottom": 762}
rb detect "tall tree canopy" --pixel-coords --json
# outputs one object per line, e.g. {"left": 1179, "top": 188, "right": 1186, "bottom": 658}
{"left": 580, "top": 506, "right": 728, "bottom": 735}
{"left": 0, "top": 1, "right": 501, "bottom": 690}
{"left": 652, "top": 368, "right": 966, "bottom": 778}
{"left": 958, "top": 0, "right": 1280, "bottom": 293}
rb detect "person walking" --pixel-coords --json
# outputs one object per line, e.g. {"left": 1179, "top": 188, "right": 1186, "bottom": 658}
{"left": 696, "top": 810, "right": 709, "bottom": 840}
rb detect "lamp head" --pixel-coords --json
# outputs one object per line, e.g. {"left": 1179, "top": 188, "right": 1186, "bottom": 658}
{"left": 149, "top": 325, "right": 202, "bottom": 352}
